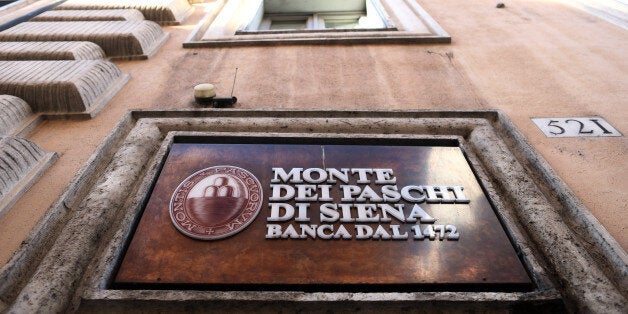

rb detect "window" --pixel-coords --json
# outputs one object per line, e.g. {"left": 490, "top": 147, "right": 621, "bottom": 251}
{"left": 185, "top": 0, "right": 450, "bottom": 47}
{"left": 260, "top": 13, "right": 365, "bottom": 31}
{"left": 237, "top": 0, "right": 392, "bottom": 33}
{"left": 268, "top": 17, "right": 307, "bottom": 30}
{"left": 323, "top": 16, "right": 361, "bottom": 29}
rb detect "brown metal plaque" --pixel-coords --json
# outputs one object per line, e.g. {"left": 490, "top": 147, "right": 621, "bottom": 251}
{"left": 114, "top": 139, "right": 532, "bottom": 291}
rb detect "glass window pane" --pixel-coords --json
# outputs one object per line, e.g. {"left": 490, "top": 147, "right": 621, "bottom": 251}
{"left": 270, "top": 19, "right": 308, "bottom": 30}
{"left": 324, "top": 18, "right": 360, "bottom": 29}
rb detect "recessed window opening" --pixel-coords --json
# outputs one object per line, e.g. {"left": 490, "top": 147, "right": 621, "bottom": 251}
{"left": 239, "top": 0, "right": 394, "bottom": 33}
{"left": 188, "top": 0, "right": 451, "bottom": 46}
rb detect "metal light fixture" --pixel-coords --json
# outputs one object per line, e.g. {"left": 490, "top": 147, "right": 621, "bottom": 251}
{"left": 194, "top": 68, "right": 238, "bottom": 108}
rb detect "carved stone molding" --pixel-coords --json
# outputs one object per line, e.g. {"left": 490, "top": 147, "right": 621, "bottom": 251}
{"left": 57, "top": 0, "right": 193, "bottom": 25}
{"left": 0, "top": 61, "right": 129, "bottom": 117}
{"left": 0, "top": 136, "right": 57, "bottom": 218}
{"left": 0, "top": 21, "right": 169, "bottom": 60}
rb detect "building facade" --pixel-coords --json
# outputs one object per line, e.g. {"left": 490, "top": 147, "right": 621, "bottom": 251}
{"left": 0, "top": 0, "right": 626, "bottom": 312}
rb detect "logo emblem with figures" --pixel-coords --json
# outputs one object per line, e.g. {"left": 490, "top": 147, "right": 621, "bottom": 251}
{"left": 170, "top": 165, "right": 263, "bottom": 240}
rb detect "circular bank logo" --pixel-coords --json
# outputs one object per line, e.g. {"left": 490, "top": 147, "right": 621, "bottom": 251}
{"left": 170, "top": 166, "right": 263, "bottom": 240}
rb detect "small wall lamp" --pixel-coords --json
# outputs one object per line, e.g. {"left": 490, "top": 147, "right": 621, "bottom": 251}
{"left": 194, "top": 83, "right": 237, "bottom": 108}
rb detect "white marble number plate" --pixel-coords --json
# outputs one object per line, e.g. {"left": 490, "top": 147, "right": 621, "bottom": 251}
{"left": 532, "top": 117, "right": 621, "bottom": 138}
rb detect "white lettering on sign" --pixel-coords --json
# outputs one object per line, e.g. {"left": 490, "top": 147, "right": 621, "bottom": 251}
{"left": 266, "top": 167, "right": 470, "bottom": 241}
{"left": 532, "top": 117, "right": 621, "bottom": 137}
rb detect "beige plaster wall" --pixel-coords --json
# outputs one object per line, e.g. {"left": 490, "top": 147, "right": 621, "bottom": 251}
{"left": 0, "top": 0, "right": 625, "bottom": 266}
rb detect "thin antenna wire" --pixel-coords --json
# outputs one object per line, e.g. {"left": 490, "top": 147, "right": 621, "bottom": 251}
{"left": 230, "top": 67, "right": 238, "bottom": 97}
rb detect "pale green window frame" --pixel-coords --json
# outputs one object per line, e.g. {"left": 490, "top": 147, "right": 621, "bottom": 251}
{"left": 260, "top": 13, "right": 368, "bottom": 31}
{"left": 238, "top": 0, "right": 394, "bottom": 34}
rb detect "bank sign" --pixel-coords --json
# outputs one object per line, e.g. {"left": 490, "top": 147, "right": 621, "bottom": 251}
{"left": 171, "top": 165, "right": 470, "bottom": 241}
{"left": 115, "top": 141, "right": 532, "bottom": 290}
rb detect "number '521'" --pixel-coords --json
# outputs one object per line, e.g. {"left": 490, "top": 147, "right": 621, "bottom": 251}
{"left": 532, "top": 117, "right": 621, "bottom": 137}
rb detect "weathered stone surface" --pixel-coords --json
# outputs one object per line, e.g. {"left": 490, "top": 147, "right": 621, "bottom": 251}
{"left": 8, "top": 121, "right": 162, "bottom": 313}
{"left": 0, "top": 136, "right": 56, "bottom": 217}
{"left": 0, "top": 95, "right": 32, "bottom": 135}
{"left": 0, "top": 136, "right": 44, "bottom": 198}
{"left": 32, "top": 9, "right": 146, "bottom": 22}
{"left": 0, "top": 41, "right": 105, "bottom": 60}
{"left": 56, "top": 0, "right": 193, "bottom": 25}
{"left": 0, "top": 61, "right": 129, "bottom": 116}
{"left": 469, "top": 126, "right": 627, "bottom": 313}
{"left": 0, "top": 21, "right": 168, "bottom": 59}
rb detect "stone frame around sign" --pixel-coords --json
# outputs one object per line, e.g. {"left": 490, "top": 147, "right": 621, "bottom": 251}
{"left": 0, "top": 110, "right": 625, "bottom": 313}
{"left": 88, "top": 130, "right": 555, "bottom": 306}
